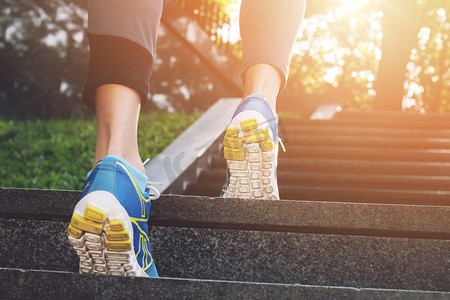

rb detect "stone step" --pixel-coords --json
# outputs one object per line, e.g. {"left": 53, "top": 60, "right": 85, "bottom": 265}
{"left": 1, "top": 188, "right": 448, "bottom": 292}
{"left": 334, "top": 110, "right": 450, "bottom": 126}
{"left": 184, "top": 183, "right": 450, "bottom": 205}
{"left": 279, "top": 124, "right": 450, "bottom": 139}
{"left": 197, "top": 169, "right": 450, "bottom": 191}
{"left": 281, "top": 115, "right": 450, "bottom": 130}
{"left": 210, "top": 146, "right": 450, "bottom": 162}
{"left": 282, "top": 135, "right": 450, "bottom": 149}
{"left": 280, "top": 146, "right": 450, "bottom": 161}
{"left": 280, "top": 119, "right": 450, "bottom": 130}
{"left": 210, "top": 157, "right": 450, "bottom": 176}
{"left": 2, "top": 188, "right": 448, "bottom": 236}
{"left": 2, "top": 268, "right": 449, "bottom": 300}
{"left": 3, "top": 217, "right": 449, "bottom": 291}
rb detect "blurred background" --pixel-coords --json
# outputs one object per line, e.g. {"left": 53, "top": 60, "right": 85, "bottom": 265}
{"left": 0, "top": 0, "right": 449, "bottom": 189}
{"left": 1, "top": 0, "right": 449, "bottom": 119}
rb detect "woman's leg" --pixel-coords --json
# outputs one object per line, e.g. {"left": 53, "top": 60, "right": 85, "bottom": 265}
{"left": 67, "top": 0, "right": 163, "bottom": 278}
{"left": 240, "top": 0, "right": 306, "bottom": 108}
{"left": 221, "top": 0, "right": 305, "bottom": 199}
{"left": 84, "top": 0, "right": 164, "bottom": 172}
{"left": 94, "top": 84, "right": 144, "bottom": 174}
{"left": 242, "top": 63, "right": 281, "bottom": 112}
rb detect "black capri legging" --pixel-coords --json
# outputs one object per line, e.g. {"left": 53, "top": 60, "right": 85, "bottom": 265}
{"left": 83, "top": 0, "right": 305, "bottom": 110}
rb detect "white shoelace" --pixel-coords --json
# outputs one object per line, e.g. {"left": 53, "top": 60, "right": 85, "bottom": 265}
{"left": 146, "top": 182, "right": 161, "bottom": 200}
{"left": 143, "top": 158, "right": 161, "bottom": 200}
{"left": 279, "top": 138, "right": 287, "bottom": 152}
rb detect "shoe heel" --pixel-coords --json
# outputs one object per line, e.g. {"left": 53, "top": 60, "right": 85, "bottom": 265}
{"left": 223, "top": 118, "right": 278, "bottom": 200}
{"left": 67, "top": 191, "right": 142, "bottom": 276}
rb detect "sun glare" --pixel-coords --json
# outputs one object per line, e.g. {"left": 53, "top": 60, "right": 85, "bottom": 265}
{"left": 335, "top": 0, "right": 369, "bottom": 17}
{"left": 218, "top": 0, "right": 446, "bottom": 111}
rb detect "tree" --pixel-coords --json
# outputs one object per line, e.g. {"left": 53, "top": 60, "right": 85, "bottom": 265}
{"left": 374, "top": 0, "right": 419, "bottom": 111}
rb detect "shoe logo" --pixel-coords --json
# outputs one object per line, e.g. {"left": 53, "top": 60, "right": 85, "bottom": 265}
{"left": 82, "top": 181, "right": 90, "bottom": 193}
{"left": 137, "top": 234, "right": 153, "bottom": 271}
{"left": 117, "top": 162, "right": 150, "bottom": 218}
{"left": 131, "top": 218, "right": 154, "bottom": 271}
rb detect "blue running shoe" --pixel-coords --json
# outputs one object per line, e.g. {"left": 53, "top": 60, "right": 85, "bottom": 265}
{"left": 67, "top": 156, "right": 160, "bottom": 277}
{"left": 220, "top": 93, "right": 281, "bottom": 200}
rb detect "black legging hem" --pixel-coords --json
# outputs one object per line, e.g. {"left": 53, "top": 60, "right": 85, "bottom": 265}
{"left": 83, "top": 33, "right": 153, "bottom": 110}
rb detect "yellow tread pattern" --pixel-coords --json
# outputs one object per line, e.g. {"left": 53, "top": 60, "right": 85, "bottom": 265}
{"left": 84, "top": 204, "right": 107, "bottom": 223}
{"left": 70, "top": 213, "right": 103, "bottom": 235}
{"left": 260, "top": 140, "right": 274, "bottom": 152}
{"left": 240, "top": 118, "right": 258, "bottom": 131}
{"left": 105, "top": 238, "right": 132, "bottom": 252}
{"left": 109, "top": 220, "right": 125, "bottom": 231}
{"left": 243, "top": 128, "right": 269, "bottom": 144}
{"left": 223, "top": 136, "right": 244, "bottom": 148}
{"left": 67, "top": 224, "right": 83, "bottom": 239}
{"left": 105, "top": 229, "right": 130, "bottom": 241}
{"left": 224, "top": 147, "right": 245, "bottom": 161}
{"left": 226, "top": 127, "right": 239, "bottom": 137}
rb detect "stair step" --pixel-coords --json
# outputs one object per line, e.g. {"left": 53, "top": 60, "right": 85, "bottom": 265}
{"left": 283, "top": 135, "right": 450, "bottom": 149}
{"left": 281, "top": 115, "right": 450, "bottom": 130}
{"left": 1, "top": 188, "right": 449, "bottom": 292}
{"left": 280, "top": 146, "right": 450, "bottom": 161}
{"left": 184, "top": 183, "right": 450, "bottom": 205}
{"left": 2, "top": 189, "right": 448, "bottom": 236}
{"left": 2, "top": 268, "right": 448, "bottom": 300}
{"left": 210, "top": 147, "right": 450, "bottom": 162}
{"left": 210, "top": 158, "right": 450, "bottom": 176}
{"left": 198, "top": 169, "right": 450, "bottom": 191}
{"left": 280, "top": 124, "right": 450, "bottom": 139}
{"left": 335, "top": 110, "right": 450, "bottom": 124}
{"left": 1, "top": 218, "right": 449, "bottom": 291}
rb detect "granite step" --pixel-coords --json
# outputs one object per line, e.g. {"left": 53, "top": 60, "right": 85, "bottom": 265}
{"left": 209, "top": 157, "right": 450, "bottom": 176}
{"left": 0, "top": 188, "right": 449, "bottom": 294}
{"left": 280, "top": 146, "right": 450, "bottom": 161}
{"left": 334, "top": 110, "right": 450, "bottom": 125}
{"left": 197, "top": 169, "right": 450, "bottom": 191}
{"left": 209, "top": 146, "right": 450, "bottom": 164}
{"left": 282, "top": 135, "right": 450, "bottom": 149}
{"left": 4, "top": 216, "right": 450, "bottom": 290}
{"left": 184, "top": 183, "right": 450, "bottom": 205}
{"left": 280, "top": 124, "right": 450, "bottom": 139}
{"left": 2, "top": 268, "right": 449, "bottom": 300}
{"left": 281, "top": 117, "right": 450, "bottom": 130}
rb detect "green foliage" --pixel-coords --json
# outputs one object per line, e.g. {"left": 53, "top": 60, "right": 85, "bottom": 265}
{"left": 137, "top": 111, "right": 202, "bottom": 159}
{"left": 200, "top": 0, "right": 449, "bottom": 112}
{"left": 1, "top": 0, "right": 90, "bottom": 119}
{"left": 405, "top": 0, "right": 450, "bottom": 112}
{"left": 0, "top": 111, "right": 201, "bottom": 190}
{"left": 0, "top": 1, "right": 229, "bottom": 119}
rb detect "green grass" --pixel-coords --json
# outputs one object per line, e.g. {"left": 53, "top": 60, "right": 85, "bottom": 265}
{"left": 0, "top": 111, "right": 201, "bottom": 190}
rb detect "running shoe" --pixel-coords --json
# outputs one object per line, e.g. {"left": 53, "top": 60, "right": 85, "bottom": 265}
{"left": 220, "top": 93, "right": 281, "bottom": 200}
{"left": 67, "top": 155, "right": 159, "bottom": 277}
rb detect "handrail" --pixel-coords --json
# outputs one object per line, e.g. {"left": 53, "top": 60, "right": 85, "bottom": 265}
{"left": 161, "top": 0, "right": 242, "bottom": 95}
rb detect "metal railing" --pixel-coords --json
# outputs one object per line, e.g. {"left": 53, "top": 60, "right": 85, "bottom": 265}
{"left": 174, "top": 0, "right": 240, "bottom": 57}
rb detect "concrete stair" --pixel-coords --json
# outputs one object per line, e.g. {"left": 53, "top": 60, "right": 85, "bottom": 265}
{"left": 1, "top": 110, "right": 450, "bottom": 299}
{"left": 184, "top": 112, "right": 450, "bottom": 208}
{"left": 0, "top": 188, "right": 449, "bottom": 299}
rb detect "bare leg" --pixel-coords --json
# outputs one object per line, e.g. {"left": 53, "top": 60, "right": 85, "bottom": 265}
{"left": 94, "top": 84, "right": 145, "bottom": 174}
{"left": 243, "top": 63, "right": 282, "bottom": 111}
{"left": 240, "top": 0, "right": 305, "bottom": 111}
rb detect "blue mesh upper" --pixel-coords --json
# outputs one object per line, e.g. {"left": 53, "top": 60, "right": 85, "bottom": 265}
{"left": 80, "top": 156, "right": 157, "bottom": 277}
{"left": 220, "top": 94, "right": 279, "bottom": 197}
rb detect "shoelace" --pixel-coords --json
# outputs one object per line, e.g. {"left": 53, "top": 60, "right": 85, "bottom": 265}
{"left": 146, "top": 182, "right": 161, "bottom": 200}
{"left": 143, "top": 158, "right": 161, "bottom": 200}
{"left": 279, "top": 138, "right": 287, "bottom": 152}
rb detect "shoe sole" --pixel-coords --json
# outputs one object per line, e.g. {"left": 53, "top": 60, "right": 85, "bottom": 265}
{"left": 223, "top": 118, "right": 278, "bottom": 200}
{"left": 67, "top": 191, "right": 147, "bottom": 277}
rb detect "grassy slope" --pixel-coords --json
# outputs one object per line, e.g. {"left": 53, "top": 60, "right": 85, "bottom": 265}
{"left": 0, "top": 111, "right": 201, "bottom": 190}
